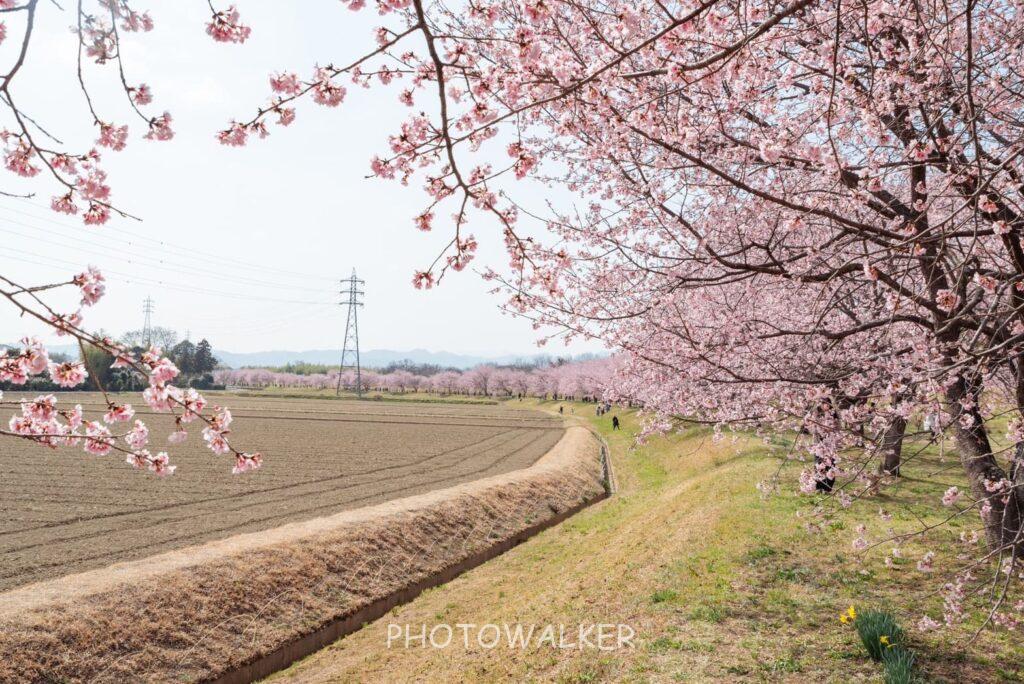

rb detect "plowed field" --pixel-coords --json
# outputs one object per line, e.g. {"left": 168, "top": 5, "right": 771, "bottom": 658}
{"left": 0, "top": 393, "right": 563, "bottom": 591}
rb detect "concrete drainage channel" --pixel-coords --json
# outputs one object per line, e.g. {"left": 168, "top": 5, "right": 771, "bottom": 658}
{"left": 211, "top": 435, "right": 615, "bottom": 684}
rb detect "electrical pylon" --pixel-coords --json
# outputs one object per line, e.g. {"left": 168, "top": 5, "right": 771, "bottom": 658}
{"left": 335, "top": 270, "right": 365, "bottom": 397}
{"left": 142, "top": 296, "right": 155, "bottom": 347}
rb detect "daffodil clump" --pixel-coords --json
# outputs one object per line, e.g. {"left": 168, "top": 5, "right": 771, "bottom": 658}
{"left": 840, "top": 606, "right": 917, "bottom": 683}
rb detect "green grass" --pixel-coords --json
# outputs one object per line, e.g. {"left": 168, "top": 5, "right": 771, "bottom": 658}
{"left": 271, "top": 399, "right": 1024, "bottom": 683}
{"left": 650, "top": 589, "right": 680, "bottom": 604}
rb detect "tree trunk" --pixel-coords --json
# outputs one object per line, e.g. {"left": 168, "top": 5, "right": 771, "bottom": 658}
{"left": 1001, "top": 443, "right": 1024, "bottom": 557}
{"left": 878, "top": 416, "right": 906, "bottom": 477}
{"left": 814, "top": 453, "right": 835, "bottom": 492}
{"left": 945, "top": 377, "right": 1011, "bottom": 549}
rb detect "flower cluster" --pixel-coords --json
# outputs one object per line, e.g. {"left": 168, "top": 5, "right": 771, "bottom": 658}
{"left": 206, "top": 5, "right": 251, "bottom": 44}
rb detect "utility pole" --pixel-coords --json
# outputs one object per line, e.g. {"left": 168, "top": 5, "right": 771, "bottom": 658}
{"left": 335, "top": 270, "right": 365, "bottom": 397}
{"left": 142, "top": 296, "right": 154, "bottom": 347}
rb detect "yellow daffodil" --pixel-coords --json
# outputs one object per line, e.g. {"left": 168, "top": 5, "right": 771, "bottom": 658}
{"left": 879, "top": 635, "right": 890, "bottom": 645}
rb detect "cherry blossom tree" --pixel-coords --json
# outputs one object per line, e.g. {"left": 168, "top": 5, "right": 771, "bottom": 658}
{"left": 462, "top": 363, "right": 496, "bottom": 395}
{"left": 429, "top": 369, "right": 462, "bottom": 394}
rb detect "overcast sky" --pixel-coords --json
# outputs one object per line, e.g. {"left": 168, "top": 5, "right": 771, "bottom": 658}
{"left": 0, "top": 2, "right": 602, "bottom": 357}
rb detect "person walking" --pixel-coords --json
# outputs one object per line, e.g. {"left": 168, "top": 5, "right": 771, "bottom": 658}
{"left": 612, "top": 415, "right": 620, "bottom": 430}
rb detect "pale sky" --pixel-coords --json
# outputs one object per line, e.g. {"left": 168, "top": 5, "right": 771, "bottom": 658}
{"left": 0, "top": 2, "right": 603, "bottom": 357}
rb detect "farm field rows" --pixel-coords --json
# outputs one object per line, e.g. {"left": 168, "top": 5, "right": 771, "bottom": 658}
{"left": 0, "top": 392, "right": 563, "bottom": 592}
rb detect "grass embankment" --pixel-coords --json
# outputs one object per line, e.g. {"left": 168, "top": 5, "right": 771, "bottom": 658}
{"left": 270, "top": 402, "right": 1023, "bottom": 683}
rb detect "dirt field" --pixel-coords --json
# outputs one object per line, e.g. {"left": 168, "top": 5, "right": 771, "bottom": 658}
{"left": 0, "top": 392, "right": 563, "bottom": 592}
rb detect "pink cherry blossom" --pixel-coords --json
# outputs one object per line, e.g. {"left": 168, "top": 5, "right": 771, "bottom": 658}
{"left": 50, "top": 194, "right": 79, "bottom": 215}
{"left": 103, "top": 404, "right": 135, "bottom": 424}
{"left": 206, "top": 5, "right": 251, "bottom": 44}
{"left": 50, "top": 311, "right": 83, "bottom": 336}
{"left": 942, "top": 486, "right": 962, "bottom": 507}
{"left": 144, "top": 112, "right": 174, "bottom": 141}
{"left": 96, "top": 123, "right": 128, "bottom": 151}
{"left": 918, "top": 552, "right": 936, "bottom": 573}
{"left": 270, "top": 72, "right": 302, "bottom": 95}
{"left": 148, "top": 451, "right": 175, "bottom": 476}
{"left": 132, "top": 84, "right": 153, "bottom": 105}
{"left": 276, "top": 107, "right": 296, "bottom": 126}
{"left": 311, "top": 69, "right": 346, "bottom": 107}
{"left": 73, "top": 266, "right": 106, "bottom": 306}
{"left": 125, "top": 420, "right": 149, "bottom": 450}
{"left": 149, "top": 357, "right": 180, "bottom": 385}
{"left": 83, "top": 202, "right": 111, "bottom": 225}
{"left": 415, "top": 211, "right": 433, "bottom": 231}
{"left": 83, "top": 421, "right": 113, "bottom": 456}
{"left": 232, "top": 452, "right": 263, "bottom": 474}
{"left": 5, "top": 141, "right": 39, "bottom": 177}
{"left": 217, "top": 122, "right": 248, "bottom": 147}
{"left": 935, "top": 289, "right": 959, "bottom": 312}
{"left": 23, "top": 395, "right": 57, "bottom": 421}
{"left": 412, "top": 271, "right": 434, "bottom": 289}
{"left": 49, "top": 362, "right": 88, "bottom": 388}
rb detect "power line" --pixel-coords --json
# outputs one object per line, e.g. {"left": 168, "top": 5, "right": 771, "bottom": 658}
{"left": 0, "top": 248, "right": 339, "bottom": 344}
{"left": 0, "top": 244, "right": 336, "bottom": 305}
{"left": 188, "top": 303, "right": 336, "bottom": 335}
{"left": 2, "top": 198, "right": 339, "bottom": 282}
{"left": 0, "top": 219, "right": 331, "bottom": 294}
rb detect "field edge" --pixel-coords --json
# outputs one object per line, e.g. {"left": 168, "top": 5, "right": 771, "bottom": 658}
{"left": 0, "top": 425, "right": 606, "bottom": 683}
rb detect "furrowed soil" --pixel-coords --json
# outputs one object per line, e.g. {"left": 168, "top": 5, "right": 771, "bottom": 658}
{"left": 0, "top": 392, "right": 562, "bottom": 591}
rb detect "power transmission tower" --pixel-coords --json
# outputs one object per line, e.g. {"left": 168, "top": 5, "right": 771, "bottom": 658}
{"left": 335, "top": 270, "right": 365, "bottom": 397}
{"left": 142, "top": 296, "right": 155, "bottom": 347}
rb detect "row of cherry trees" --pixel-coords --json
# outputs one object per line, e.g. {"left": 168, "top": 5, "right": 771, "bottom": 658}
{"left": 219, "top": 0, "right": 1021, "bottom": 634}
{"left": 214, "top": 357, "right": 616, "bottom": 401}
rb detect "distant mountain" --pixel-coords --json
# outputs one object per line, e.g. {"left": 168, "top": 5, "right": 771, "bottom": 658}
{"left": 212, "top": 348, "right": 562, "bottom": 370}
{"left": 14, "top": 343, "right": 80, "bottom": 359}
{"left": 4, "top": 342, "right": 602, "bottom": 370}
{"left": 1, "top": 343, "right": 80, "bottom": 360}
